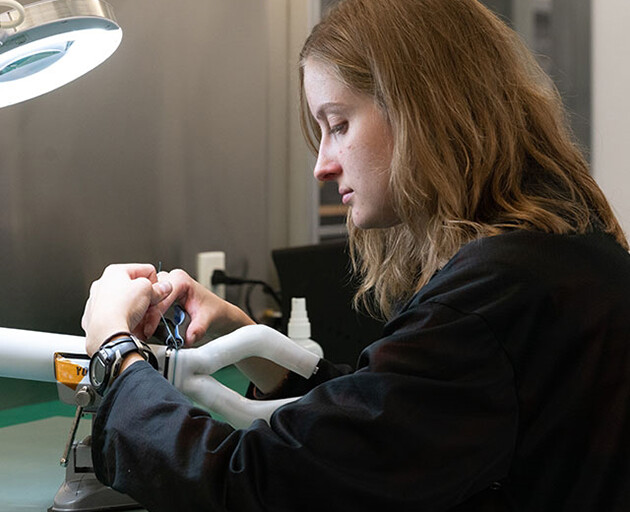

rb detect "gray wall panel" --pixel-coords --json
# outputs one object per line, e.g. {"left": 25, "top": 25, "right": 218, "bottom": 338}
{"left": 0, "top": 0, "right": 272, "bottom": 335}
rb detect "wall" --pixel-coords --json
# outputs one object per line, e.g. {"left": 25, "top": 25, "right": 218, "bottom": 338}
{"left": 592, "top": 0, "right": 630, "bottom": 233}
{"left": 0, "top": 0, "right": 281, "bottom": 337}
{"left": 268, "top": 0, "right": 318, "bottom": 252}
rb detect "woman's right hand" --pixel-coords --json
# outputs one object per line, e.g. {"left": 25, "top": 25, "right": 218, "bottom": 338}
{"left": 143, "top": 268, "right": 255, "bottom": 345}
{"left": 147, "top": 269, "right": 289, "bottom": 393}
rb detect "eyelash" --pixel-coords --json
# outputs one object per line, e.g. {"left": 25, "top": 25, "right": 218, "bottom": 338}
{"left": 328, "top": 122, "right": 347, "bottom": 135}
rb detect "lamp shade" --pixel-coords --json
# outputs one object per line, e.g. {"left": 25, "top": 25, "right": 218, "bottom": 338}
{"left": 0, "top": 0, "right": 122, "bottom": 108}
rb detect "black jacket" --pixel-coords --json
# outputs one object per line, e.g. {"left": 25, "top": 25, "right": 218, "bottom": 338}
{"left": 92, "top": 230, "right": 630, "bottom": 511}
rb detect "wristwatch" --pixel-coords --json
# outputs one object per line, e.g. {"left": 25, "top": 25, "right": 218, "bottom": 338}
{"left": 89, "top": 333, "right": 158, "bottom": 395}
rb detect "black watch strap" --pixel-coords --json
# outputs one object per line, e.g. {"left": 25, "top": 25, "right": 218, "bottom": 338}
{"left": 89, "top": 335, "right": 157, "bottom": 395}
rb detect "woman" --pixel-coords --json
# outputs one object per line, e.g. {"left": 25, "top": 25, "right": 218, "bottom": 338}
{"left": 82, "top": 0, "right": 630, "bottom": 510}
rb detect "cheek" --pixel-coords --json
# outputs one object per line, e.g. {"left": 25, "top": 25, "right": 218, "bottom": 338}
{"left": 341, "top": 144, "right": 365, "bottom": 168}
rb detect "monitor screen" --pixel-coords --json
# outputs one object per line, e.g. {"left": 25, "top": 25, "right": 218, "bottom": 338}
{"left": 272, "top": 241, "right": 384, "bottom": 366}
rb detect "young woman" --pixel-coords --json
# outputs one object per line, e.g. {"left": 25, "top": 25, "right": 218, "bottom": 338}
{"left": 82, "top": 1, "right": 630, "bottom": 510}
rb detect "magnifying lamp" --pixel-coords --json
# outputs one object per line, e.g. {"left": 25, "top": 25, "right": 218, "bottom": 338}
{"left": 0, "top": 0, "right": 122, "bottom": 108}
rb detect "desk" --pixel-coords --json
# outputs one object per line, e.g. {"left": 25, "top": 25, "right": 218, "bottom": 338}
{"left": 0, "top": 401, "right": 146, "bottom": 512}
{"left": 0, "top": 366, "right": 248, "bottom": 511}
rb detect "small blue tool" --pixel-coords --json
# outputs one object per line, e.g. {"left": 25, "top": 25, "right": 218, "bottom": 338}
{"left": 156, "top": 262, "right": 186, "bottom": 349}
{"left": 163, "top": 304, "right": 186, "bottom": 349}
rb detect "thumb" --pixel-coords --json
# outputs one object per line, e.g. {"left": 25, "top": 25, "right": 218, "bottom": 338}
{"left": 185, "top": 319, "right": 209, "bottom": 346}
{"left": 151, "top": 281, "right": 173, "bottom": 305}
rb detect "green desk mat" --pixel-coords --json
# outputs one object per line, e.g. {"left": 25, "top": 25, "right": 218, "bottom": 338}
{"left": 0, "top": 365, "right": 249, "bottom": 428}
{"left": 0, "top": 366, "right": 249, "bottom": 511}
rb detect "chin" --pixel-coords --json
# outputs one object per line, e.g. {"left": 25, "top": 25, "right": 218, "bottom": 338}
{"left": 351, "top": 214, "right": 400, "bottom": 230}
{"left": 350, "top": 214, "right": 372, "bottom": 230}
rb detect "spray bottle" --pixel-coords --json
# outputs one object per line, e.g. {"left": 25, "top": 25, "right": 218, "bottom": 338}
{"left": 287, "top": 297, "right": 324, "bottom": 358}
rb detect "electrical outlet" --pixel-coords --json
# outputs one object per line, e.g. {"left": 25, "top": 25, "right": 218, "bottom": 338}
{"left": 196, "top": 251, "right": 226, "bottom": 298}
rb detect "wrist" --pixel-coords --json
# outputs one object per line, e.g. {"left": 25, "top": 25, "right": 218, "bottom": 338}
{"left": 120, "top": 352, "right": 144, "bottom": 373}
{"left": 86, "top": 325, "right": 131, "bottom": 357}
{"left": 205, "top": 302, "right": 254, "bottom": 339}
{"left": 89, "top": 334, "right": 157, "bottom": 395}
{"left": 225, "top": 302, "right": 256, "bottom": 330}
{"left": 102, "top": 330, "right": 134, "bottom": 346}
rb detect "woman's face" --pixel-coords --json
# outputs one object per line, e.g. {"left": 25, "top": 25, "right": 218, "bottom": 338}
{"left": 304, "top": 59, "right": 400, "bottom": 230}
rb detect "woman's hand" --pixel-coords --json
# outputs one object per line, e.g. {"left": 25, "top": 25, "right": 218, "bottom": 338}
{"left": 82, "top": 264, "right": 172, "bottom": 356}
{"left": 146, "top": 269, "right": 289, "bottom": 392}
{"left": 142, "top": 268, "right": 255, "bottom": 345}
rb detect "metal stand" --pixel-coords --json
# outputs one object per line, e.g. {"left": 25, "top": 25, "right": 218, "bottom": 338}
{"left": 49, "top": 435, "right": 140, "bottom": 512}
{"left": 49, "top": 374, "right": 141, "bottom": 512}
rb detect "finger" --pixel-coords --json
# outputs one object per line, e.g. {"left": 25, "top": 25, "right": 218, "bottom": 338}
{"left": 185, "top": 327, "right": 198, "bottom": 346}
{"left": 129, "top": 276, "right": 154, "bottom": 297}
{"left": 143, "top": 308, "right": 163, "bottom": 339}
{"left": 154, "top": 270, "right": 191, "bottom": 312}
{"left": 185, "top": 315, "right": 211, "bottom": 346}
{"left": 126, "top": 264, "right": 158, "bottom": 282}
{"left": 164, "top": 268, "right": 192, "bottom": 290}
{"left": 130, "top": 324, "right": 146, "bottom": 341}
{"left": 151, "top": 281, "right": 173, "bottom": 305}
{"left": 105, "top": 263, "right": 158, "bottom": 283}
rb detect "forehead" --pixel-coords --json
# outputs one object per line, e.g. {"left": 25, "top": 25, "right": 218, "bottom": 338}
{"left": 303, "top": 59, "right": 366, "bottom": 115}
{"left": 304, "top": 58, "right": 341, "bottom": 86}
{"left": 305, "top": 60, "right": 352, "bottom": 98}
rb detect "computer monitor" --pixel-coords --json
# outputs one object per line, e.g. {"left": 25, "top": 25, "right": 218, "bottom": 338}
{"left": 272, "top": 240, "right": 385, "bottom": 366}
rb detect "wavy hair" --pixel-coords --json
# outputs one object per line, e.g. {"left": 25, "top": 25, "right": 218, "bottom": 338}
{"left": 299, "top": 0, "right": 627, "bottom": 319}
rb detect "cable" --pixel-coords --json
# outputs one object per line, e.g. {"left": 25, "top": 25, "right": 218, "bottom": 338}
{"left": 212, "top": 270, "right": 283, "bottom": 321}
{"left": 0, "top": 1, "right": 25, "bottom": 29}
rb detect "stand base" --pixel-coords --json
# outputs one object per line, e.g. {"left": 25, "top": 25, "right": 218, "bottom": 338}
{"left": 48, "top": 472, "right": 140, "bottom": 512}
{"left": 49, "top": 437, "right": 140, "bottom": 512}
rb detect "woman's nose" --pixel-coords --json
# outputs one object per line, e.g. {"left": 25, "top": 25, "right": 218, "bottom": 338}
{"left": 313, "top": 146, "right": 342, "bottom": 182}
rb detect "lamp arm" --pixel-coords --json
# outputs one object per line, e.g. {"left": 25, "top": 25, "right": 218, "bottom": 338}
{"left": 0, "top": 1, "right": 25, "bottom": 29}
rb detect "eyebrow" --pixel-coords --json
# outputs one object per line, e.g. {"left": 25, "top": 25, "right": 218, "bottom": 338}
{"left": 315, "top": 102, "right": 346, "bottom": 121}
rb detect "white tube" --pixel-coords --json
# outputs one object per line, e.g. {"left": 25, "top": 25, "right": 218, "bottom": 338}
{"left": 171, "top": 324, "right": 320, "bottom": 389}
{"left": 0, "top": 327, "right": 85, "bottom": 382}
{"left": 182, "top": 375, "right": 299, "bottom": 430}
{"left": 0, "top": 325, "right": 320, "bottom": 429}
{"left": 170, "top": 324, "right": 320, "bottom": 428}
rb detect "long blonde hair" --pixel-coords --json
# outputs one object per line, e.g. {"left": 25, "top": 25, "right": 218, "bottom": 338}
{"left": 299, "top": 0, "right": 627, "bottom": 319}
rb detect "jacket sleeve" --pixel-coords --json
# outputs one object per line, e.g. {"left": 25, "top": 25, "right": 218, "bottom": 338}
{"left": 246, "top": 357, "right": 354, "bottom": 400}
{"left": 91, "top": 301, "right": 517, "bottom": 512}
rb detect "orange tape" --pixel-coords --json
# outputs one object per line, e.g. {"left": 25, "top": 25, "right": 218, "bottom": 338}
{"left": 54, "top": 353, "right": 89, "bottom": 391}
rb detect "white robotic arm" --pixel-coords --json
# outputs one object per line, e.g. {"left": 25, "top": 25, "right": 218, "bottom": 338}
{"left": 166, "top": 324, "right": 319, "bottom": 428}
{"left": 0, "top": 324, "right": 320, "bottom": 428}
{"left": 0, "top": 324, "right": 321, "bottom": 512}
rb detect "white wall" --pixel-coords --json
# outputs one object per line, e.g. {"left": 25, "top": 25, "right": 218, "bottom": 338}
{"left": 592, "top": 0, "right": 630, "bottom": 234}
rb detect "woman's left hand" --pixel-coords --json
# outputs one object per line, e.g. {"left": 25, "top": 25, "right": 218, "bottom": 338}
{"left": 82, "top": 264, "right": 172, "bottom": 356}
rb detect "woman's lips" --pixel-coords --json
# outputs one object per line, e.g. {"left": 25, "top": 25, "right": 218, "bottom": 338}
{"left": 340, "top": 188, "right": 354, "bottom": 205}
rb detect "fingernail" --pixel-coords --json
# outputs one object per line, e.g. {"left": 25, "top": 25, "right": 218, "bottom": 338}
{"left": 157, "top": 282, "right": 172, "bottom": 294}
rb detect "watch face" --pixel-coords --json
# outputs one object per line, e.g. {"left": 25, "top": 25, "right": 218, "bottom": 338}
{"left": 89, "top": 354, "right": 108, "bottom": 389}
{"left": 88, "top": 338, "right": 154, "bottom": 396}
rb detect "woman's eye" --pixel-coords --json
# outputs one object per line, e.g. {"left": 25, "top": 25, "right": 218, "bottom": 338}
{"left": 329, "top": 122, "right": 347, "bottom": 135}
